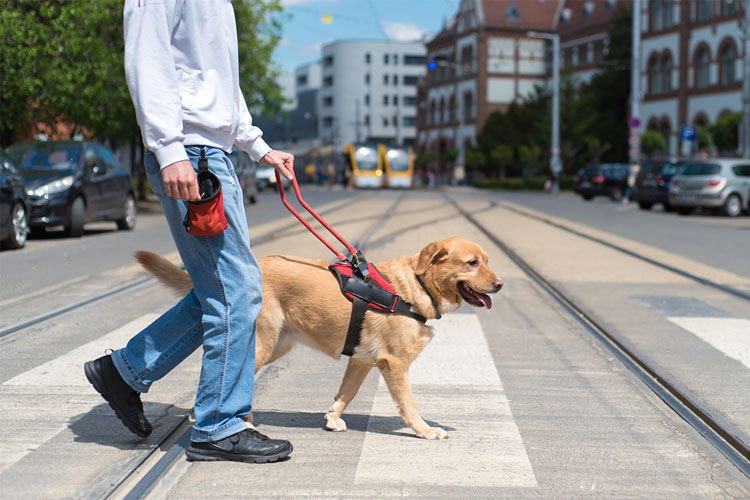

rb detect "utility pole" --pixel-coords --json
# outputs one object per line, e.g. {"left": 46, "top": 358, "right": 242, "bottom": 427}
{"left": 528, "top": 31, "right": 561, "bottom": 191}
{"left": 743, "top": 0, "right": 750, "bottom": 158}
{"left": 629, "top": 0, "right": 642, "bottom": 163}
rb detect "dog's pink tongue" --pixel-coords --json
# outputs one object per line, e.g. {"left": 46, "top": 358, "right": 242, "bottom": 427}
{"left": 478, "top": 293, "right": 492, "bottom": 310}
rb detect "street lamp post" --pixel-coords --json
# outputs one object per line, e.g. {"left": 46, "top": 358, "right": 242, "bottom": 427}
{"left": 527, "top": 31, "right": 561, "bottom": 191}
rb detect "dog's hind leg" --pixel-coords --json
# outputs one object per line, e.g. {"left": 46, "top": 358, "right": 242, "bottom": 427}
{"left": 376, "top": 357, "right": 448, "bottom": 440}
{"left": 325, "top": 359, "right": 372, "bottom": 432}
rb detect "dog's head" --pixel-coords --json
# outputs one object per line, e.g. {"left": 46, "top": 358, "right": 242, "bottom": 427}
{"left": 414, "top": 237, "right": 503, "bottom": 312}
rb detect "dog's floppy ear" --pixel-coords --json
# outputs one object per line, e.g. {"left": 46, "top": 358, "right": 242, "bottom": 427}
{"left": 415, "top": 240, "right": 449, "bottom": 275}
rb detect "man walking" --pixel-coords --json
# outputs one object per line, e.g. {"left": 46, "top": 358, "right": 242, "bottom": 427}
{"left": 84, "top": 0, "right": 294, "bottom": 463}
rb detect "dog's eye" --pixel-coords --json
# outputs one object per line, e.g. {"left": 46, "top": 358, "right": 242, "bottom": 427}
{"left": 468, "top": 259, "right": 478, "bottom": 267}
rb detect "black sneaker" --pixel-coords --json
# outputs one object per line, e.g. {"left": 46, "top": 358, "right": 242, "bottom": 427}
{"left": 84, "top": 354, "right": 153, "bottom": 438}
{"left": 186, "top": 428, "right": 293, "bottom": 463}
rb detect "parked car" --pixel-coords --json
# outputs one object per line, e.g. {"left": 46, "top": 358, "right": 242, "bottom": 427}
{"left": 0, "top": 149, "right": 29, "bottom": 249}
{"left": 256, "top": 164, "right": 291, "bottom": 192}
{"left": 631, "top": 159, "right": 686, "bottom": 211}
{"left": 668, "top": 158, "right": 750, "bottom": 217}
{"left": 227, "top": 149, "right": 258, "bottom": 204}
{"left": 6, "top": 141, "right": 137, "bottom": 236}
{"left": 573, "top": 163, "right": 630, "bottom": 201}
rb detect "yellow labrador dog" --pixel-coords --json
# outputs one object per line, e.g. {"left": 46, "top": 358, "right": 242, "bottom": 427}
{"left": 136, "top": 237, "right": 503, "bottom": 439}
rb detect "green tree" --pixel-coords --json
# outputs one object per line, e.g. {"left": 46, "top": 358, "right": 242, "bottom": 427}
{"left": 697, "top": 126, "right": 711, "bottom": 150}
{"left": 490, "top": 144, "right": 513, "bottom": 180}
{"left": 640, "top": 130, "right": 665, "bottom": 157}
{"left": 709, "top": 112, "right": 741, "bottom": 154}
{"left": 1, "top": 0, "right": 284, "bottom": 147}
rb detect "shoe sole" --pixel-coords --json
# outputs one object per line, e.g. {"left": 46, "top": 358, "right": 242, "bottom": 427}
{"left": 185, "top": 445, "right": 293, "bottom": 464}
{"left": 84, "top": 361, "right": 151, "bottom": 438}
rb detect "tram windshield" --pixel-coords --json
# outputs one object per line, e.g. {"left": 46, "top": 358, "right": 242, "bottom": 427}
{"left": 387, "top": 149, "right": 410, "bottom": 172}
{"left": 355, "top": 146, "right": 378, "bottom": 171}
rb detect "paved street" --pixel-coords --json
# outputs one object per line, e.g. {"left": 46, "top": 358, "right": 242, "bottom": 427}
{"left": 1, "top": 187, "right": 749, "bottom": 499}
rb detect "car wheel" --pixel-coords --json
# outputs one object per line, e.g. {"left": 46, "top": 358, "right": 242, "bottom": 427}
{"left": 66, "top": 196, "right": 85, "bottom": 237}
{"left": 582, "top": 195, "right": 593, "bottom": 201}
{"left": 722, "top": 194, "right": 742, "bottom": 217}
{"left": 609, "top": 188, "right": 623, "bottom": 201}
{"left": 116, "top": 194, "right": 137, "bottom": 230}
{"left": 1, "top": 202, "right": 28, "bottom": 249}
{"left": 677, "top": 207, "right": 693, "bottom": 215}
{"left": 663, "top": 202, "right": 674, "bottom": 212}
{"left": 638, "top": 201, "right": 653, "bottom": 210}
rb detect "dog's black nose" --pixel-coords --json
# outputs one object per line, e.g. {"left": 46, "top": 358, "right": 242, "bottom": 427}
{"left": 494, "top": 279, "right": 504, "bottom": 291}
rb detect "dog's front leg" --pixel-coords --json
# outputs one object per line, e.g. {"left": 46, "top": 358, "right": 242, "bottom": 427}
{"left": 325, "top": 358, "right": 372, "bottom": 432}
{"left": 377, "top": 358, "right": 448, "bottom": 440}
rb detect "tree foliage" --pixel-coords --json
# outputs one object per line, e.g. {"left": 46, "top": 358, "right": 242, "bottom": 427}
{"left": 640, "top": 130, "right": 665, "bottom": 157}
{"left": 1, "top": 0, "right": 284, "bottom": 147}
{"left": 708, "top": 112, "right": 741, "bottom": 154}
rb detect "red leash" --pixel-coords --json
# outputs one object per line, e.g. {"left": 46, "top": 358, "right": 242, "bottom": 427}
{"left": 275, "top": 170, "right": 368, "bottom": 275}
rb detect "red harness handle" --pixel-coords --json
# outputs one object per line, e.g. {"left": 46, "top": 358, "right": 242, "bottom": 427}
{"left": 275, "top": 170, "right": 357, "bottom": 263}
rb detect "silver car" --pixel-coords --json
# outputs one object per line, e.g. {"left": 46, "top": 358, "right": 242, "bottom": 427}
{"left": 668, "top": 158, "right": 750, "bottom": 217}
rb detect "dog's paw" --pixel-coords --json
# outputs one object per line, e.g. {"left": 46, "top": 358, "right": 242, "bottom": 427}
{"left": 324, "top": 413, "right": 348, "bottom": 432}
{"left": 417, "top": 427, "right": 449, "bottom": 440}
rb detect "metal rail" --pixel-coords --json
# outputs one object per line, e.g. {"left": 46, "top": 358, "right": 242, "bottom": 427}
{"left": 447, "top": 195, "right": 750, "bottom": 478}
{"left": 0, "top": 197, "right": 360, "bottom": 341}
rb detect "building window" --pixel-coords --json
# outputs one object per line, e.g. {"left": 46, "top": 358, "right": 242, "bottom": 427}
{"left": 593, "top": 40, "right": 604, "bottom": 64}
{"left": 323, "top": 116, "right": 333, "bottom": 127}
{"left": 649, "top": 56, "right": 661, "bottom": 95}
{"left": 403, "top": 116, "right": 416, "bottom": 127}
{"left": 695, "top": 47, "right": 710, "bottom": 89}
{"left": 720, "top": 43, "right": 736, "bottom": 85}
{"left": 364, "top": 115, "right": 370, "bottom": 126}
{"left": 650, "top": 0, "right": 662, "bottom": 31}
{"left": 661, "top": 54, "right": 672, "bottom": 92}
{"left": 297, "top": 75, "right": 307, "bottom": 86}
{"left": 365, "top": 53, "right": 371, "bottom": 64}
{"left": 384, "top": 74, "right": 389, "bottom": 85}
{"left": 384, "top": 53, "right": 390, "bottom": 64}
{"left": 403, "top": 75, "right": 419, "bottom": 86}
{"left": 697, "top": 0, "right": 712, "bottom": 22}
{"left": 439, "top": 98, "right": 445, "bottom": 124}
{"left": 404, "top": 55, "right": 425, "bottom": 65}
{"left": 403, "top": 96, "right": 416, "bottom": 106}
{"left": 506, "top": 3, "right": 520, "bottom": 22}
{"left": 664, "top": 0, "right": 673, "bottom": 27}
{"left": 583, "top": 1, "right": 595, "bottom": 17}
{"left": 393, "top": 95, "right": 399, "bottom": 105}
{"left": 449, "top": 95, "right": 456, "bottom": 123}
{"left": 323, "top": 96, "right": 333, "bottom": 107}
{"left": 463, "top": 92, "right": 473, "bottom": 121}
{"left": 323, "top": 76, "right": 333, "bottom": 86}
{"left": 393, "top": 54, "right": 399, "bottom": 65}
{"left": 722, "top": 0, "right": 737, "bottom": 16}
{"left": 383, "top": 116, "right": 389, "bottom": 127}
{"left": 365, "top": 73, "right": 370, "bottom": 85}
{"left": 383, "top": 95, "right": 389, "bottom": 105}
{"left": 364, "top": 94, "right": 370, "bottom": 105}
{"left": 323, "top": 55, "right": 334, "bottom": 66}
{"left": 393, "top": 74, "right": 399, "bottom": 85}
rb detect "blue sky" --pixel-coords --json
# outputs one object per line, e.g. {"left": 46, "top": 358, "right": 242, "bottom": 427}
{"left": 273, "top": 0, "right": 460, "bottom": 74}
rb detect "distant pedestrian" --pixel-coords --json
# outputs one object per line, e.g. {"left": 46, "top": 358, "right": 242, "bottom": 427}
{"left": 623, "top": 160, "right": 640, "bottom": 204}
{"left": 84, "top": 0, "right": 294, "bottom": 464}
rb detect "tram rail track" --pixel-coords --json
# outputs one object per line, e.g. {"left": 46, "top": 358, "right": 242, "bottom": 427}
{"left": 446, "top": 194, "right": 750, "bottom": 479}
{"left": 0, "top": 196, "right": 363, "bottom": 341}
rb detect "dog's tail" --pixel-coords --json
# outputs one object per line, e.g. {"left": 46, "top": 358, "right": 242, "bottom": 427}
{"left": 134, "top": 251, "right": 193, "bottom": 296}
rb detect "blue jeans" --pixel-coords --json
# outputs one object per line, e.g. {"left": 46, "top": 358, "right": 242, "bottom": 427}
{"left": 112, "top": 146, "right": 261, "bottom": 442}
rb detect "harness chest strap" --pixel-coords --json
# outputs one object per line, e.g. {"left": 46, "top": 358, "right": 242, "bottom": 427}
{"left": 329, "top": 263, "right": 430, "bottom": 357}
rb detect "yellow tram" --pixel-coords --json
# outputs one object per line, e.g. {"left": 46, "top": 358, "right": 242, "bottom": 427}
{"left": 343, "top": 143, "right": 384, "bottom": 188}
{"left": 381, "top": 145, "right": 414, "bottom": 188}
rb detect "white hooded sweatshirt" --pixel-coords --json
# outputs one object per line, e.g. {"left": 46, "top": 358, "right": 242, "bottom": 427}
{"left": 123, "top": 0, "right": 271, "bottom": 169}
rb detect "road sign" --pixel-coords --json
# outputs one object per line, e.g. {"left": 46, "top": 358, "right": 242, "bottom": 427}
{"left": 629, "top": 117, "right": 641, "bottom": 129}
{"left": 680, "top": 125, "right": 697, "bottom": 142}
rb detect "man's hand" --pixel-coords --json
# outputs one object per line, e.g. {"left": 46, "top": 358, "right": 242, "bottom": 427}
{"left": 162, "top": 160, "right": 200, "bottom": 201}
{"left": 260, "top": 150, "right": 295, "bottom": 181}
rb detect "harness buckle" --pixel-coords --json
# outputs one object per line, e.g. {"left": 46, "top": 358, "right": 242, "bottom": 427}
{"left": 348, "top": 250, "right": 370, "bottom": 280}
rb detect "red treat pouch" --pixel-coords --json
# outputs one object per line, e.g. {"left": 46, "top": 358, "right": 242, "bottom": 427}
{"left": 183, "top": 148, "right": 228, "bottom": 236}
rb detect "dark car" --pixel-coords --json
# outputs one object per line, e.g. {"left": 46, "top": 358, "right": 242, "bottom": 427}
{"left": 0, "top": 149, "right": 29, "bottom": 249}
{"left": 6, "top": 141, "right": 136, "bottom": 236}
{"left": 631, "top": 159, "right": 685, "bottom": 211}
{"left": 227, "top": 149, "right": 258, "bottom": 204}
{"left": 573, "top": 163, "right": 629, "bottom": 201}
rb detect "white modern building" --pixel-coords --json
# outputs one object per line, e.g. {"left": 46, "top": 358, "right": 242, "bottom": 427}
{"left": 318, "top": 40, "right": 427, "bottom": 147}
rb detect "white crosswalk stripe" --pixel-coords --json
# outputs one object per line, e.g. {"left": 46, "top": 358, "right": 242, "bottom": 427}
{"left": 355, "top": 313, "right": 537, "bottom": 488}
{"left": 668, "top": 317, "right": 750, "bottom": 370}
{"left": 0, "top": 314, "right": 158, "bottom": 473}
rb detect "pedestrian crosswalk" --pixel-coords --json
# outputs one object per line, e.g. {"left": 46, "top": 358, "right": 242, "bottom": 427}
{"left": 668, "top": 317, "right": 750, "bottom": 370}
{"left": 355, "top": 313, "right": 538, "bottom": 488}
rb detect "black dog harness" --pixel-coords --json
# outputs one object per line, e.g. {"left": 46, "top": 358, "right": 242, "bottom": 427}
{"left": 329, "top": 257, "right": 439, "bottom": 357}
